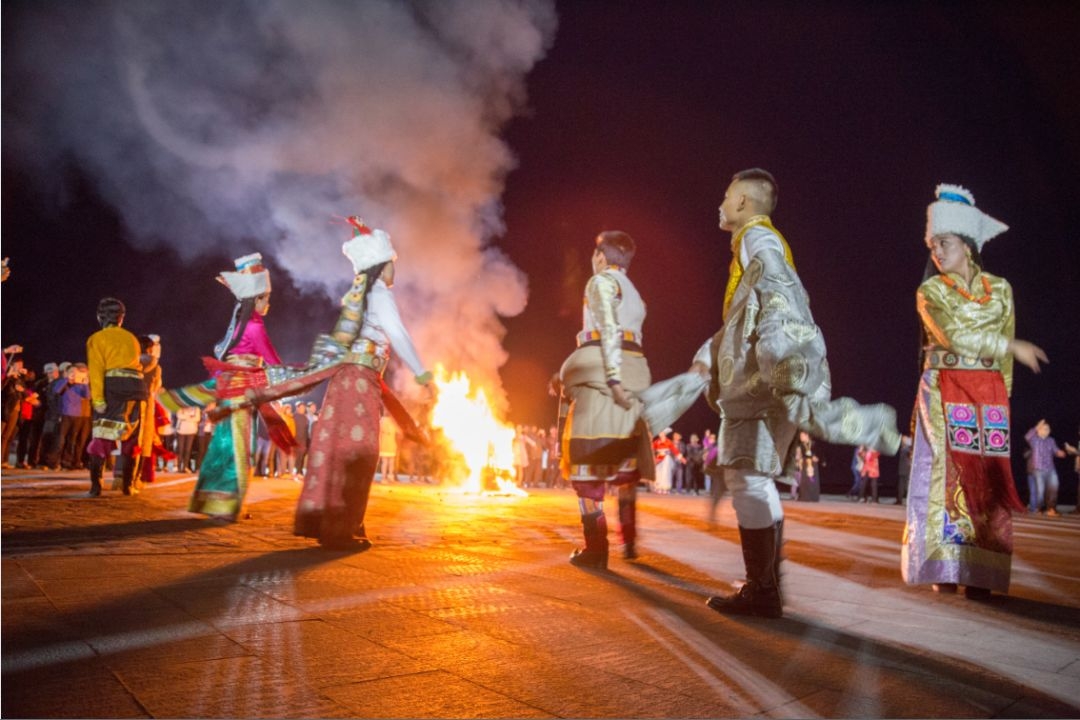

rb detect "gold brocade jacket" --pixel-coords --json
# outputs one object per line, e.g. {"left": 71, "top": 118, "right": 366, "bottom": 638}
{"left": 917, "top": 270, "right": 1014, "bottom": 394}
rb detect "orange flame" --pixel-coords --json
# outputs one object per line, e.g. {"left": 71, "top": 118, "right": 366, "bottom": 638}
{"left": 429, "top": 365, "right": 526, "bottom": 496}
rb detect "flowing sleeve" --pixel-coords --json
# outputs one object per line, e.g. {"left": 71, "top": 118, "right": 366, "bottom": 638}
{"left": 917, "top": 277, "right": 1011, "bottom": 362}
{"left": 367, "top": 284, "right": 427, "bottom": 379}
{"left": 750, "top": 248, "right": 828, "bottom": 397}
{"left": 584, "top": 273, "right": 622, "bottom": 383}
{"left": 752, "top": 247, "right": 899, "bottom": 454}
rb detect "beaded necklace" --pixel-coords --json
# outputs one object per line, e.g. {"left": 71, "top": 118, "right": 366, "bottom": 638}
{"left": 939, "top": 274, "right": 992, "bottom": 304}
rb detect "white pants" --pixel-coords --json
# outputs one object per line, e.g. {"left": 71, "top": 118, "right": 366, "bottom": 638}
{"left": 726, "top": 469, "right": 784, "bottom": 529}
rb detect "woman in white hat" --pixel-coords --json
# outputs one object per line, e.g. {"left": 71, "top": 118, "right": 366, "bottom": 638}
{"left": 184, "top": 253, "right": 292, "bottom": 520}
{"left": 222, "top": 217, "right": 433, "bottom": 550}
{"left": 902, "top": 184, "right": 1048, "bottom": 600}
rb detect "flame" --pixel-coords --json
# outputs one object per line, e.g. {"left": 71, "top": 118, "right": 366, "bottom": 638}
{"left": 429, "top": 365, "right": 526, "bottom": 496}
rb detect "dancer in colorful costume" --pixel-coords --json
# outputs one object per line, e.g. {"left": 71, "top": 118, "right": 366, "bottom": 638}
{"left": 84, "top": 297, "right": 148, "bottom": 497}
{"left": 704, "top": 168, "right": 899, "bottom": 618}
{"left": 176, "top": 254, "right": 292, "bottom": 520}
{"left": 902, "top": 184, "right": 1047, "bottom": 599}
{"left": 557, "top": 231, "right": 654, "bottom": 569}
{"left": 221, "top": 218, "right": 432, "bottom": 550}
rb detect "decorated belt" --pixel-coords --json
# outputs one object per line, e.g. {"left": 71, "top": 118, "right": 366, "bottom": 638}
{"left": 343, "top": 352, "right": 386, "bottom": 372}
{"left": 576, "top": 329, "right": 642, "bottom": 351}
{"left": 104, "top": 368, "right": 143, "bottom": 379}
{"left": 222, "top": 353, "right": 265, "bottom": 369}
{"left": 924, "top": 349, "right": 1000, "bottom": 371}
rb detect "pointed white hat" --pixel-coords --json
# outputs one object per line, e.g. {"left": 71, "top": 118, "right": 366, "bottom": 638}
{"left": 217, "top": 253, "right": 271, "bottom": 300}
{"left": 926, "top": 184, "right": 1008, "bottom": 251}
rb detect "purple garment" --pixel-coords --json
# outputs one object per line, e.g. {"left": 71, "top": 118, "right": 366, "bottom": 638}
{"left": 1025, "top": 429, "right": 1061, "bottom": 472}
{"left": 229, "top": 313, "right": 282, "bottom": 365}
{"left": 703, "top": 435, "right": 717, "bottom": 465}
{"left": 55, "top": 379, "right": 91, "bottom": 417}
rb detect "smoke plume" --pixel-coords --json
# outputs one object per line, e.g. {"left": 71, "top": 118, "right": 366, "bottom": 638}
{"left": 3, "top": 0, "right": 557, "bottom": 407}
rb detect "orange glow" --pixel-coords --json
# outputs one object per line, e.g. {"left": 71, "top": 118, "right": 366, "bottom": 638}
{"left": 429, "top": 365, "right": 526, "bottom": 496}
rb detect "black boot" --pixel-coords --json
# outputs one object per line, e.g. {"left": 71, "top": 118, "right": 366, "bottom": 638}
{"left": 618, "top": 489, "right": 638, "bottom": 559}
{"left": 706, "top": 520, "right": 783, "bottom": 618}
{"left": 88, "top": 457, "right": 103, "bottom": 497}
{"left": 570, "top": 510, "right": 609, "bottom": 569}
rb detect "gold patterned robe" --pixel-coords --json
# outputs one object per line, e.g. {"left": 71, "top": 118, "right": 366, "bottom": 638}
{"left": 902, "top": 270, "right": 1020, "bottom": 591}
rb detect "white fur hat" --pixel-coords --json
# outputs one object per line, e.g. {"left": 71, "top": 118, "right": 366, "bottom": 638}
{"left": 342, "top": 217, "right": 396, "bottom": 273}
{"left": 925, "top": 184, "right": 1008, "bottom": 251}
{"left": 217, "top": 253, "right": 271, "bottom": 300}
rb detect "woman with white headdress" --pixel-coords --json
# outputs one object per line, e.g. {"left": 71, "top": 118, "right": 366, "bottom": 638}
{"left": 902, "top": 184, "right": 1048, "bottom": 600}
{"left": 222, "top": 218, "right": 433, "bottom": 550}
{"left": 184, "top": 254, "right": 292, "bottom": 520}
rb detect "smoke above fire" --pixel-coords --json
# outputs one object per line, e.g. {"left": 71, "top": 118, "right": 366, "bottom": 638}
{"left": 4, "top": 0, "right": 557, "bottom": 409}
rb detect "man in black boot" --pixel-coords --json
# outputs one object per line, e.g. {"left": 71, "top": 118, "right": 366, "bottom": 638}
{"left": 556, "top": 231, "right": 655, "bottom": 569}
{"left": 705, "top": 170, "right": 899, "bottom": 619}
{"left": 83, "top": 298, "right": 148, "bottom": 498}
{"left": 707, "top": 521, "right": 783, "bottom": 618}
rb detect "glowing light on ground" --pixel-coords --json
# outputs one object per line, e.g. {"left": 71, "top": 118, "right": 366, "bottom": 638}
{"left": 429, "top": 366, "right": 525, "bottom": 496}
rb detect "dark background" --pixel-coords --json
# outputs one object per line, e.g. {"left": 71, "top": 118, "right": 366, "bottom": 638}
{"left": 3, "top": 1, "right": 1078, "bottom": 498}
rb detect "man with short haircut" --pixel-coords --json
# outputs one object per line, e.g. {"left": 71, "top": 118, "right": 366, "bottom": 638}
{"left": 84, "top": 298, "right": 147, "bottom": 496}
{"left": 705, "top": 169, "right": 899, "bottom": 618}
{"left": 557, "top": 231, "right": 654, "bottom": 568}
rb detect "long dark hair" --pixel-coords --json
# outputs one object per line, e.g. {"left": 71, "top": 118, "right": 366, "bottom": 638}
{"left": 214, "top": 297, "right": 258, "bottom": 360}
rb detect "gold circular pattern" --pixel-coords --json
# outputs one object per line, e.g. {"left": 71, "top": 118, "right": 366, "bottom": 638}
{"left": 744, "top": 259, "right": 764, "bottom": 286}
{"left": 718, "top": 355, "right": 736, "bottom": 386}
{"left": 350, "top": 425, "right": 365, "bottom": 442}
{"left": 840, "top": 408, "right": 863, "bottom": 439}
{"left": 311, "top": 451, "right": 325, "bottom": 468}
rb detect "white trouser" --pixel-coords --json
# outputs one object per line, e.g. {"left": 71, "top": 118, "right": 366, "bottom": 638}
{"left": 725, "top": 469, "right": 784, "bottom": 529}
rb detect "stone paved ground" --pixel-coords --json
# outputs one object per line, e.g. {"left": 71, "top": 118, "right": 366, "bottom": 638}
{"left": 3, "top": 468, "right": 1079, "bottom": 718}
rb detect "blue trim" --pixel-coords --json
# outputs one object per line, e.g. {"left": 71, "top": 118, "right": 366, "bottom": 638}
{"left": 938, "top": 191, "right": 972, "bottom": 206}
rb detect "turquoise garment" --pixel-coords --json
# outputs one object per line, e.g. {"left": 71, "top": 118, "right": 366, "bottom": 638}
{"left": 188, "top": 408, "right": 252, "bottom": 520}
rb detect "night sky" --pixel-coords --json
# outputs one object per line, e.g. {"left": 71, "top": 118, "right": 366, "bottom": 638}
{"left": 3, "top": 1, "right": 1078, "bottom": 493}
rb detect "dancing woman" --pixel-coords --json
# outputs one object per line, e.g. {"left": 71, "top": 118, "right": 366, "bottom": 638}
{"left": 183, "top": 254, "right": 292, "bottom": 520}
{"left": 222, "top": 218, "right": 432, "bottom": 549}
{"left": 902, "top": 184, "right": 1047, "bottom": 599}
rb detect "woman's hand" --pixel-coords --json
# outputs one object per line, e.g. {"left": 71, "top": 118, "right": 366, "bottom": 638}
{"left": 1008, "top": 339, "right": 1049, "bottom": 373}
{"left": 611, "top": 382, "right": 633, "bottom": 410}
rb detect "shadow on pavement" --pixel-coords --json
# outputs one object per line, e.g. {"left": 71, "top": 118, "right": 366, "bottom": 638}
{"left": 588, "top": 562, "right": 1080, "bottom": 719}
{"left": 2, "top": 517, "right": 222, "bottom": 551}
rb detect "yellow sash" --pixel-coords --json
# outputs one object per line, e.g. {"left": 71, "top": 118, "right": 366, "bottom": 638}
{"left": 723, "top": 215, "right": 796, "bottom": 320}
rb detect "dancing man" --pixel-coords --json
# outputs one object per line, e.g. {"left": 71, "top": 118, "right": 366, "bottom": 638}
{"left": 705, "top": 169, "right": 899, "bottom": 617}
{"left": 557, "top": 231, "right": 654, "bottom": 569}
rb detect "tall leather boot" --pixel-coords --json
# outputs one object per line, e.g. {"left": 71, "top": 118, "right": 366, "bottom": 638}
{"left": 618, "top": 489, "right": 638, "bottom": 559}
{"left": 706, "top": 520, "right": 783, "bottom": 618}
{"left": 88, "top": 456, "right": 104, "bottom": 497}
{"left": 569, "top": 510, "right": 609, "bottom": 569}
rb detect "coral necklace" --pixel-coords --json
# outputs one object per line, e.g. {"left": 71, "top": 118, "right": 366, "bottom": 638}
{"left": 940, "top": 274, "right": 993, "bottom": 304}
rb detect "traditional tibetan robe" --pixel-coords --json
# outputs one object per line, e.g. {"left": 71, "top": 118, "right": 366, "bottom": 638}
{"left": 709, "top": 220, "right": 898, "bottom": 477}
{"left": 560, "top": 267, "right": 654, "bottom": 482}
{"left": 902, "top": 270, "right": 1024, "bottom": 592}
